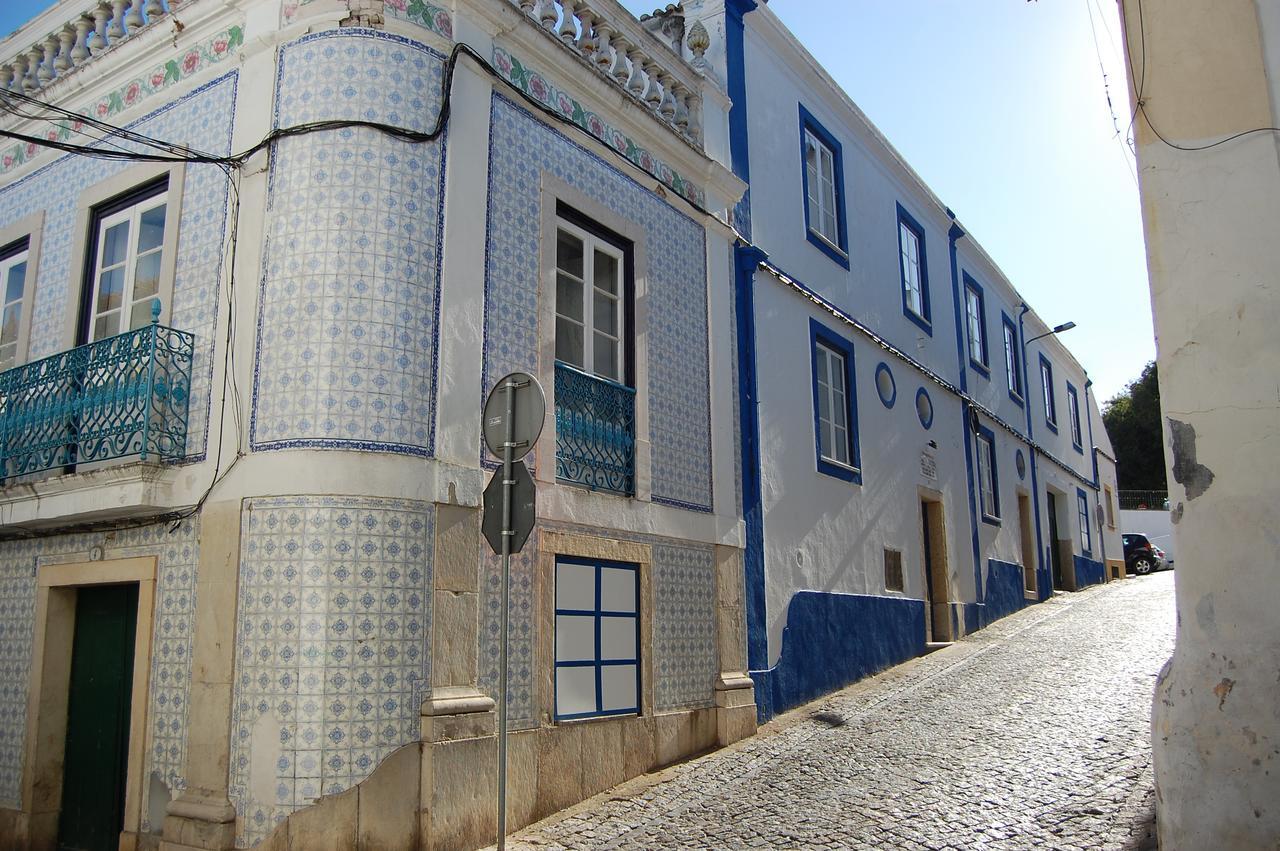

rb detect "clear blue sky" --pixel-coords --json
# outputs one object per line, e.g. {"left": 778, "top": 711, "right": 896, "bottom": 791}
{"left": 3, "top": 0, "right": 1152, "bottom": 400}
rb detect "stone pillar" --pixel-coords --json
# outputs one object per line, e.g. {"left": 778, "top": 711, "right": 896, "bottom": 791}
{"left": 1120, "top": 1, "right": 1280, "bottom": 846}
{"left": 161, "top": 500, "right": 241, "bottom": 851}
{"left": 713, "top": 545, "right": 756, "bottom": 744}
{"left": 419, "top": 503, "right": 497, "bottom": 850}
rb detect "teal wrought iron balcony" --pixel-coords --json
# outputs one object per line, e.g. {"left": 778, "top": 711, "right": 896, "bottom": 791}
{"left": 554, "top": 360, "right": 635, "bottom": 496}
{"left": 0, "top": 317, "right": 194, "bottom": 481}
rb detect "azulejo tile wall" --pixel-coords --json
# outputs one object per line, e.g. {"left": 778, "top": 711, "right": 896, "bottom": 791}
{"left": 0, "top": 520, "right": 200, "bottom": 830}
{"left": 484, "top": 95, "right": 713, "bottom": 511}
{"left": 478, "top": 539, "right": 537, "bottom": 730}
{"left": 651, "top": 543, "right": 718, "bottom": 712}
{"left": 228, "top": 496, "right": 433, "bottom": 849}
{"left": 251, "top": 30, "right": 447, "bottom": 457}
{"left": 0, "top": 74, "right": 237, "bottom": 462}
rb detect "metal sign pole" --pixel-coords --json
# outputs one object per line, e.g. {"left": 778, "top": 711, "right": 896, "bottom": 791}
{"left": 496, "top": 375, "right": 518, "bottom": 851}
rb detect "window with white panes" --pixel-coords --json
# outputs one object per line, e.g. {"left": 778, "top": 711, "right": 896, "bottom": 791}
{"left": 900, "top": 221, "right": 925, "bottom": 319}
{"left": 814, "top": 340, "right": 852, "bottom": 468}
{"left": 964, "top": 282, "right": 987, "bottom": 369}
{"left": 976, "top": 428, "right": 999, "bottom": 520}
{"left": 1067, "top": 384, "right": 1083, "bottom": 449}
{"left": 804, "top": 129, "right": 840, "bottom": 248}
{"left": 554, "top": 556, "right": 640, "bottom": 720}
{"left": 1003, "top": 318, "right": 1022, "bottom": 399}
{"left": 0, "top": 242, "right": 29, "bottom": 371}
{"left": 555, "top": 219, "right": 625, "bottom": 383}
{"left": 85, "top": 181, "right": 169, "bottom": 343}
{"left": 1077, "top": 490, "right": 1092, "bottom": 554}
{"left": 1040, "top": 357, "right": 1057, "bottom": 427}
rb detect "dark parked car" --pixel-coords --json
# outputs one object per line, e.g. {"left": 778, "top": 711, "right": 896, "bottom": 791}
{"left": 1123, "top": 532, "right": 1168, "bottom": 575}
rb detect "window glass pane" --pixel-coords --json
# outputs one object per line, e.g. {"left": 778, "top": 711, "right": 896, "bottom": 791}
{"left": 555, "top": 317, "right": 583, "bottom": 367}
{"left": 556, "top": 562, "right": 596, "bottom": 610}
{"left": 593, "top": 250, "right": 618, "bottom": 295}
{"left": 819, "top": 419, "right": 833, "bottom": 459}
{"left": 600, "top": 567, "right": 635, "bottom": 612}
{"left": 831, "top": 423, "right": 849, "bottom": 464}
{"left": 556, "top": 666, "right": 597, "bottom": 717}
{"left": 556, "top": 272, "right": 583, "bottom": 322}
{"left": 5, "top": 261, "right": 25, "bottom": 303}
{"left": 593, "top": 291, "right": 617, "bottom": 336}
{"left": 101, "top": 221, "right": 130, "bottom": 268}
{"left": 600, "top": 616, "right": 636, "bottom": 661}
{"left": 0, "top": 342, "right": 14, "bottom": 371}
{"left": 134, "top": 251, "right": 162, "bottom": 299}
{"left": 93, "top": 312, "right": 120, "bottom": 341}
{"left": 128, "top": 300, "right": 154, "bottom": 331}
{"left": 555, "top": 615, "right": 595, "bottom": 663}
{"left": 97, "top": 267, "right": 125, "bottom": 312}
{"left": 0, "top": 303, "right": 19, "bottom": 344}
{"left": 593, "top": 333, "right": 619, "bottom": 381}
{"left": 137, "top": 203, "right": 166, "bottom": 253}
{"left": 600, "top": 664, "right": 637, "bottom": 712}
{"left": 821, "top": 209, "right": 837, "bottom": 243}
{"left": 556, "top": 229, "right": 583, "bottom": 279}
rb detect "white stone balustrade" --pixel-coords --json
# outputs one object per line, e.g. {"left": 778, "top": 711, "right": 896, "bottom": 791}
{"left": 1, "top": 0, "right": 182, "bottom": 95}
{"left": 509, "top": 0, "right": 705, "bottom": 146}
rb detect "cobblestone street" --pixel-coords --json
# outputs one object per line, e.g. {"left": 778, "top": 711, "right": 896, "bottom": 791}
{"left": 506, "top": 573, "right": 1176, "bottom": 850}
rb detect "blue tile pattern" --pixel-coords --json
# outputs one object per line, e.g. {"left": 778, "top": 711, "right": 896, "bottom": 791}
{"left": 484, "top": 95, "right": 713, "bottom": 511}
{"left": 478, "top": 537, "right": 537, "bottom": 731}
{"left": 251, "top": 31, "right": 447, "bottom": 456}
{"left": 0, "top": 521, "right": 199, "bottom": 828}
{"left": 651, "top": 543, "right": 718, "bottom": 711}
{"left": 0, "top": 74, "right": 238, "bottom": 463}
{"left": 228, "top": 496, "right": 433, "bottom": 848}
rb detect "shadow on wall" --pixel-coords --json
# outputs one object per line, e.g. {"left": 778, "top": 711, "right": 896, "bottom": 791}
{"left": 751, "top": 591, "right": 926, "bottom": 722}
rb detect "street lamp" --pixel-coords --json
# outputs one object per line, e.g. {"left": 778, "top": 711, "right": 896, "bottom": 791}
{"left": 1025, "top": 321, "right": 1076, "bottom": 345}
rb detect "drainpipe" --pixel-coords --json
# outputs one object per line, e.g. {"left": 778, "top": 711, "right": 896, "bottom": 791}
{"left": 947, "top": 211, "right": 983, "bottom": 622}
{"left": 1019, "top": 303, "right": 1049, "bottom": 601}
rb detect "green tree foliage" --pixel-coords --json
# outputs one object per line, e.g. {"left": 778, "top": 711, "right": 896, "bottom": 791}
{"left": 1102, "top": 361, "right": 1167, "bottom": 490}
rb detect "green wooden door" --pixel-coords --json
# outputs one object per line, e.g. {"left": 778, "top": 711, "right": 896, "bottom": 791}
{"left": 57, "top": 583, "right": 138, "bottom": 851}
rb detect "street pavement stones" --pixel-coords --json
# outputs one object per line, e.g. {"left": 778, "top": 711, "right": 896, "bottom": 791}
{"left": 501, "top": 572, "right": 1175, "bottom": 850}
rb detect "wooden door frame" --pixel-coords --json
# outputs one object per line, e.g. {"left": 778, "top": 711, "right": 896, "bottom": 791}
{"left": 23, "top": 556, "right": 155, "bottom": 850}
{"left": 917, "top": 488, "right": 952, "bottom": 643}
{"left": 1017, "top": 490, "right": 1037, "bottom": 598}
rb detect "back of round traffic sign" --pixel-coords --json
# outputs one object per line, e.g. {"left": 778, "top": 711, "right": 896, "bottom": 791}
{"left": 482, "top": 372, "right": 546, "bottom": 459}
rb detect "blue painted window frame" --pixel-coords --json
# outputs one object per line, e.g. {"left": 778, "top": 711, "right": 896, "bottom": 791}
{"left": 975, "top": 423, "right": 1000, "bottom": 525}
{"left": 798, "top": 105, "right": 850, "bottom": 269}
{"left": 1066, "top": 382, "right": 1083, "bottom": 453}
{"left": 809, "top": 317, "right": 861, "bottom": 483}
{"left": 1039, "top": 354, "right": 1058, "bottom": 432}
{"left": 896, "top": 204, "right": 931, "bottom": 334}
{"left": 553, "top": 556, "right": 641, "bottom": 721}
{"left": 1002, "top": 313, "right": 1023, "bottom": 405}
{"left": 962, "top": 273, "right": 989, "bottom": 377}
{"left": 1076, "top": 488, "right": 1093, "bottom": 556}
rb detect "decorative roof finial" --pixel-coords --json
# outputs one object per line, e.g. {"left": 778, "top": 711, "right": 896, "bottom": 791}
{"left": 686, "top": 19, "right": 709, "bottom": 75}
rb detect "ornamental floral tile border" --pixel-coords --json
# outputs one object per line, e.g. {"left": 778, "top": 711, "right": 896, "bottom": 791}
{"left": 492, "top": 46, "right": 706, "bottom": 209}
{"left": 281, "top": 0, "right": 453, "bottom": 41}
{"left": 0, "top": 23, "right": 245, "bottom": 177}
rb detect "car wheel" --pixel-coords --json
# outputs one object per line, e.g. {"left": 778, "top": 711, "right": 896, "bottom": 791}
{"left": 1134, "top": 556, "right": 1154, "bottom": 575}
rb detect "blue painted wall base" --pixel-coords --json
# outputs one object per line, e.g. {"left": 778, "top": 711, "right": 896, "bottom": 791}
{"left": 982, "top": 559, "right": 1028, "bottom": 625}
{"left": 750, "top": 591, "right": 925, "bottom": 722}
{"left": 1073, "top": 554, "right": 1106, "bottom": 588}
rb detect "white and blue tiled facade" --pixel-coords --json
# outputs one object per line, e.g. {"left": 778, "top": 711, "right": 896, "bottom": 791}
{"left": 0, "top": 520, "right": 199, "bottom": 826}
{"left": 251, "top": 30, "right": 447, "bottom": 456}
{"left": 228, "top": 496, "right": 433, "bottom": 848}
{"left": 484, "top": 94, "right": 714, "bottom": 512}
{"left": 651, "top": 543, "right": 718, "bottom": 712}
{"left": 0, "top": 73, "right": 238, "bottom": 461}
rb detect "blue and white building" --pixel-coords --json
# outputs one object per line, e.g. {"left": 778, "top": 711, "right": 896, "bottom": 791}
{"left": 0, "top": 0, "right": 1121, "bottom": 847}
{"left": 687, "top": 0, "right": 1119, "bottom": 720}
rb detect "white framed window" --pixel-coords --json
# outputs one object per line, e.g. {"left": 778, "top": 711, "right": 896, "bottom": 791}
{"left": 815, "top": 341, "right": 851, "bottom": 467}
{"left": 964, "top": 280, "right": 987, "bottom": 369}
{"left": 1003, "top": 319, "right": 1022, "bottom": 399}
{"left": 0, "top": 244, "right": 30, "bottom": 371}
{"left": 1067, "top": 384, "right": 1083, "bottom": 449}
{"left": 554, "top": 556, "right": 640, "bottom": 720}
{"left": 976, "top": 428, "right": 998, "bottom": 520}
{"left": 1040, "top": 357, "right": 1057, "bottom": 427}
{"left": 85, "top": 181, "right": 169, "bottom": 343}
{"left": 804, "top": 129, "right": 839, "bottom": 248}
{"left": 1077, "top": 490, "right": 1092, "bottom": 554}
{"left": 1104, "top": 485, "right": 1116, "bottom": 529}
{"left": 900, "top": 222, "right": 924, "bottom": 317}
{"left": 555, "top": 219, "right": 625, "bottom": 383}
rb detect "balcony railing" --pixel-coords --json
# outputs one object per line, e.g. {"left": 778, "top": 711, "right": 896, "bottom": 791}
{"left": 0, "top": 317, "right": 193, "bottom": 481}
{"left": 554, "top": 360, "right": 635, "bottom": 495}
